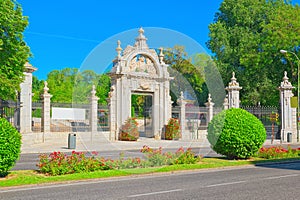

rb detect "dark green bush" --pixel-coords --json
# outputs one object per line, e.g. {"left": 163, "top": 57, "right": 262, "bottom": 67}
{"left": 207, "top": 108, "right": 266, "bottom": 159}
{"left": 0, "top": 118, "right": 21, "bottom": 176}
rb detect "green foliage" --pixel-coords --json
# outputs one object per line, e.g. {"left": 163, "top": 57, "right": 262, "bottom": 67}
{"left": 207, "top": 108, "right": 266, "bottom": 159}
{"left": 173, "top": 147, "right": 200, "bottom": 164}
{"left": 46, "top": 68, "right": 99, "bottom": 103}
{"left": 131, "top": 94, "right": 145, "bottom": 117}
{"left": 32, "top": 76, "right": 44, "bottom": 101}
{"left": 33, "top": 69, "right": 111, "bottom": 104}
{"left": 0, "top": 118, "right": 21, "bottom": 176}
{"left": 119, "top": 117, "right": 139, "bottom": 141}
{"left": 0, "top": 0, "right": 30, "bottom": 100}
{"left": 164, "top": 46, "right": 206, "bottom": 105}
{"left": 96, "top": 73, "right": 111, "bottom": 105}
{"left": 207, "top": 0, "right": 300, "bottom": 106}
{"left": 47, "top": 68, "right": 79, "bottom": 103}
{"left": 164, "top": 118, "right": 181, "bottom": 140}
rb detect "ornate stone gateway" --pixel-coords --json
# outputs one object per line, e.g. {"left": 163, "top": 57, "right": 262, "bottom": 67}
{"left": 108, "top": 28, "right": 172, "bottom": 140}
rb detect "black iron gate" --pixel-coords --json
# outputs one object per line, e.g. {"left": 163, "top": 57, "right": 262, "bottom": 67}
{"left": 132, "top": 94, "right": 153, "bottom": 138}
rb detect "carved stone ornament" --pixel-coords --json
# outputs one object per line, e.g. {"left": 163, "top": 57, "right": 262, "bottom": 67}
{"left": 139, "top": 83, "right": 150, "bottom": 90}
{"left": 228, "top": 72, "right": 240, "bottom": 87}
{"left": 129, "top": 55, "right": 156, "bottom": 75}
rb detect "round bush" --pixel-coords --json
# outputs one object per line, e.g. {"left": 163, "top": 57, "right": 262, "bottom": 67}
{"left": 0, "top": 118, "right": 21, "bottom": 176}
{"left": 207, "top": 108, "right": 266, "bottom": 159}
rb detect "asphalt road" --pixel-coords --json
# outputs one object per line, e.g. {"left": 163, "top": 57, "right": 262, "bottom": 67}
{"left": 12, "top": 147, "right": 219, "bottom": 171}
{"left": 3, "top": 161, "right": 300, "bottom": 200}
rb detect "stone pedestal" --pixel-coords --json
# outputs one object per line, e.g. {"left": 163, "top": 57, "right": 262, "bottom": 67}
{"left": 41, "top": 81, "right": 52, "bottom": 140}
{"left": 177, "top": 91, "right": 187, "bottom": 139}
{"left": 89, "top": 85, "right": 99, "bottom": 141}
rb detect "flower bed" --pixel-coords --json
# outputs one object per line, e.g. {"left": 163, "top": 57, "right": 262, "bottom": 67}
{"left": 37, "top": 146, "right": 201, "bottom": 176}
{"left": 256, "top": 146, "right": 300, "bottom": 159}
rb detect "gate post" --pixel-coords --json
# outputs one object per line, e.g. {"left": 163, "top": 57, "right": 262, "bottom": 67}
{"left": 41, "top": 81, "right": 52, "bottom": 141}
{"left": 205, "top": 94, "right": 214, "bottom": 123}
{"left": 20, "top": 62, "right": 37, "bottom": 133}
{"left": 278, "top": 71, "right": 297, "bottom": 143}
{"left": 177, "top": 91, "right": 187, "bottom": 139}
{"left": 89, "top": 85, "right": 99, "bottom": 140}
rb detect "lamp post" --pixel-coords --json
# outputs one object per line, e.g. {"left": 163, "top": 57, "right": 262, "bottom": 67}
{"left": 280, "top": 49, "right": 300, "bottom": 142}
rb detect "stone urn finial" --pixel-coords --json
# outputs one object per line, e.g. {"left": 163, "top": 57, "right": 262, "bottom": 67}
{"left": 43, "top": 81, "right": 49, "bottom": 94}
{"left": 116, "top": 40, "right": 122, "bottom": 59}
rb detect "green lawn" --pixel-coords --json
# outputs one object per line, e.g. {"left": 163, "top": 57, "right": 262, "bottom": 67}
{"left": 1, "top": 157, "right": 300, "bottom": 188}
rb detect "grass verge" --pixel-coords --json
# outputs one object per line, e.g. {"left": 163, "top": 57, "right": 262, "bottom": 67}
{"left": 1, "top": 157, "right": 300, "bottom": 188}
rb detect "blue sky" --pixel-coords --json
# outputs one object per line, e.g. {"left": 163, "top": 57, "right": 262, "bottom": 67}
{"left": 18, "top": 0, "right": 299, "bottom": 80}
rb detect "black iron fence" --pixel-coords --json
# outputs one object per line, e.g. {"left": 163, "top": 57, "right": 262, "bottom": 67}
{"left": 241, "top": 106, "right": 280, "bottom": 139}
{"left": 97, "top": 106, "right": 109, "bottom": 131}
{"left": 0, "top": 99, "right": 20, "bottom": 131}
{"left": 32, "top": 102, "right": 110, "bottom": 132}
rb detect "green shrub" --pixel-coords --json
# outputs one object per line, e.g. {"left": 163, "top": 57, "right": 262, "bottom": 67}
{"left": 207, "top": 108, "right": 266, "bottom": 159}
{"left": 119, "top": 117, "right": 139, "bottom": 141}
{"left": 165, "top": 118, "right": 181, "bottom": 140}
{"left": 0, "top": 118, "right": 21, "bottom": 176}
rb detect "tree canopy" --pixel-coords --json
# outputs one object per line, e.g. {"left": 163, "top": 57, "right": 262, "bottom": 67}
{"left": 164, "top": 45, "right": 206, "bottom": 105}
{"left": 207, "top": 0, "right": 300, "bottom": 106}
{"left": 0, "top": 0, "right": 30, "bottom": 100}
{"left": 33, "top": 68, "right": 110, "bottom": 105}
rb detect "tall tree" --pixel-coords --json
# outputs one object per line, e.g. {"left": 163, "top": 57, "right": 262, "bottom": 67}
{"left": 32, "top": 75, "right": 43, "bottom": 101}
{"left": 96, "top": 73, "right": 110, "bottom": 105}
{"left": 164, "top": 45, "right": 206, "bottom": 105}
{"left": 207, "top": 0, "right": 300, "bottom": 106}
{"left": 0, "top": 0, "right": 30, "bottom": 100}
{"left": 46, "top": 68, "right": 101, "bottom": 103}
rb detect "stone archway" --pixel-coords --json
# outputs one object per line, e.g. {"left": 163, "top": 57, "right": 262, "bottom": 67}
{"left": 108, "top": 28, "right": 172, "bottom": 140}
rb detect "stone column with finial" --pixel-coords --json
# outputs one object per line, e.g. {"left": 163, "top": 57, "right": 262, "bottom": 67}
{"left": 41, "top": 81, "right": 52, "bottom": 141}
{"left": 177, "top": 91, "right": 187, "bottom": 139}
{"left": 20, "top": 62, "right": 37, "bottom": 133}
{"left": 225, "top": 72, "right": 242, "bottom": 108}
{"left": 205, "top": 94, "right": 215, "bottom": 123}
{"left": 89, "top": 85, "right": 99, "bottom": 139}
{"left": 278, "top": 71, "right": 297, "bottom": 143}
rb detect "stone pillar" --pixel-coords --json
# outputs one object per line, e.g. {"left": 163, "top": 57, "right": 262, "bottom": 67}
{"left": 278, "top": 71, "right": 297, "bottom": 143}
{"left": 108, "top": 84, "right": 116, "bottom": 141}
{"left": 41, "top": 81, "right": 52, "bottom": 138}
{"left": 223, "top": 95, "right": 229, "bottom": 110}
{"left": 89, "top": 85, "right": 99, "bottom": 139}
{"left": 225, "top": 72, "right": 242, "bottom": 108}
{"left": 205, "top": 94, "right": 215, "bottom": 123}
{"left": 20, "top": 62, "right": 37, "bottom": 133}
{"left": 177, "top": 91, "right": 187, "bottom": 138}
